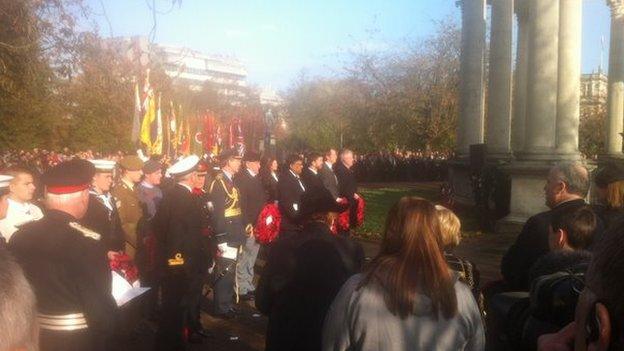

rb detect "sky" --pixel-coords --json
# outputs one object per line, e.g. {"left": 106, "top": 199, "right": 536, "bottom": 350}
{"left": 83, "top": 0, "right": 611, "bottom": 92}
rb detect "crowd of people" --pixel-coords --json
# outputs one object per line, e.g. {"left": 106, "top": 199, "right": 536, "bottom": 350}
{"left": 1, "top": 144, "right": 624, "bottom": 351}
{"left": 352, "top": 151, "right": 450, "bottom": 183}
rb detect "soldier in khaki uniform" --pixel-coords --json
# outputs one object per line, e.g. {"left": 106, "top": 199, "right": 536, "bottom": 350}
{"left": 111, "top": 156, "right": 144, "bottom": 259}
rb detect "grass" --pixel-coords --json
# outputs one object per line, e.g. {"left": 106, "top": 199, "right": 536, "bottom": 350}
{"left": 354, "top": 183, "right": 486, "bottom": 241}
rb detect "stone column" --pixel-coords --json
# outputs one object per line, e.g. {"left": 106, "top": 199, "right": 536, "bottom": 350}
{"left": 555, "top": 0, "right": 582, "bottom": 157}
{"left": 486, "top": 0, "right": 514, "bottom": 158}
{"left": 457, "top": 0, "right": 486, "bottom": 157}
{"left": 512, "top": 0, "right": 529, "bottom": 153}
{"left": 606, "top": 0, "right": 624, "bottom": 157}
{"left": 521, "top": 0, "right": 559, "bottom": 159}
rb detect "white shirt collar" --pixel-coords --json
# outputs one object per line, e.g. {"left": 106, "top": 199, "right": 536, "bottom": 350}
{"left": 246, "top": 168, "right": 257, "bottom": 177}
{"left": 223, "top": 170, "right": 233, "bottom": 181}
{"left": 308, "top": 167, "right": 318, "bottom": 175}
{"left": 7, "top": 198, "right": 30, "bottom": 213}
{"left": 325, "top": 161, "right": 333, "bottom": 169}
{"left": 271, "top": 172, "right": 278, "bottom": 181}
{"left": 289, "top": 169, "right": 300, "bottom": 179}
{"left": 141, "top": 180, "right": 154, "bottom": 189}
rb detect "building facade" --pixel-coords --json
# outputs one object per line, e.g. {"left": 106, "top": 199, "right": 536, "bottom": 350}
{"left": 581, "top": 70, "right": 608, "bottom": 106}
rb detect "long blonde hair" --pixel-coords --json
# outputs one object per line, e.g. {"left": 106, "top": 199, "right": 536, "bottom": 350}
{"left": 606, "top": 180, "right": 624, "bottom": 209}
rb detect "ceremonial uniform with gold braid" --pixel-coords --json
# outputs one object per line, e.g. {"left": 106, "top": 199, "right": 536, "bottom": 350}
{"left": 209, "top": 171, "right": 245, "bottom": 315}
{"left": 9, "top": 210, "right": 118, "bottom": 351}
{"left": 152, "top": 183, "right": 207, "bottom": 350}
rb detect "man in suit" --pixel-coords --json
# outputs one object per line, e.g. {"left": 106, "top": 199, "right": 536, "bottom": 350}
{"left": 111, "top": 156, "right": 144, "bottom": 259}
{"left": 208, "top": 149, "right": 245, "bottom": 318}
{"left": 334, "top": 149, "right": 360, "bottom": 234}
{"left": 278, "top": 154, "right": 306, "bottom": 239}
{"left": 234, "top": 151, "right": 268, "bottom": 300}
{"left": 9, "top": 159, "right": 118, "bottom": 351}
{"left": 301, "top": 152, "right": 325, "bottom": 194}
{"left": 501, "top": 162, "right": 600, "bottom": 291}
{"left": 81, "top": 159, "right": 125, "bottom": 260}
{"left": 319, "top": 149, "right": 339, "bottom": 200}
{"left": 153, "top": 155, "right": 209, "bottom": 349}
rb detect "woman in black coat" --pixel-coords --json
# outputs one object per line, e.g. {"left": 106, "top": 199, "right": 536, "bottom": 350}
{"left": 256, "top": 189, "right": 364, "bottom": 351}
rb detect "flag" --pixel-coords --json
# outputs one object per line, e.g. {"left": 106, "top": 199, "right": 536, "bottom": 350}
{"left": 140, "top": 69, "right": 156, "bottom": 153}
{"left": 131, "top": 81, "right": 141, "bottom": 143}
{"left": 150, "top": 92, "right": 163, "bottom": 155}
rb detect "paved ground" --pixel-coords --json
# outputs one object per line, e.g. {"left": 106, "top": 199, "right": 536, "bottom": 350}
{"left": 178, "top": 230, "right": 517, "bottom": 350}
{"left": 123, "top": 181, "right": 520, "bottom": 350}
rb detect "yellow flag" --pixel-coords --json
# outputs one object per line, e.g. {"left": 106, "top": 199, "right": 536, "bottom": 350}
{"left": 140, "top": 89, "right": 156, "bottom": 152}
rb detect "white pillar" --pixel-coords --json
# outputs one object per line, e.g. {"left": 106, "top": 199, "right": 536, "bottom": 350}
{"left": 486, "top": 0, "right": 514, "bottom": 158}
{"left": 457, "top": 0, "right": 486, "bottom": 157}
{"left": 521, "top": 0, "right": 559, "bottom": 159}
{"left": 555, "top": 0, "right": 582, "bottom": 157}
{"left": 512, "top": 0, "right": 529, "bottom": 153}
{"left": 606, "top": 0, "right": 624, "bottom": 157}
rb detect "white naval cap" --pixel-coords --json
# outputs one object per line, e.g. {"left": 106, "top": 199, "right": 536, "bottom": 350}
{"left": 0, "top": 175, "right": 13, "bottom": 190}
{"left": 89, "top": 159, "right": 116, "bottom": 173}
{"left": 167, "top": 155, "right": 200, "bottom": 177}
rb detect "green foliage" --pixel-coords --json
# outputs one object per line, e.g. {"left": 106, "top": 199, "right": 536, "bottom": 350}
{"left": 283, "top": 20, "right": 460, "bottom": 154}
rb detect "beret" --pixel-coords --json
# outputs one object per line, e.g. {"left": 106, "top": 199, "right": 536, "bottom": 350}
{"left": 43, "top": 159, "right": 95, "bottom": 194}
{"left": 119, "top": 156, "right": 144, "bottom": 171}
{"left": 143, "top": 160, "right": 162, "bottom": 175}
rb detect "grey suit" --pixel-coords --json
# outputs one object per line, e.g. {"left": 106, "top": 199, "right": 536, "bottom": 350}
{"left": 319, "top": 162, "right": 339, "bottom": 199}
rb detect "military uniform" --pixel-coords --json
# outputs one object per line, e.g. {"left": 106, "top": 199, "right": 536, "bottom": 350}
{"left": 112, "top": 179, "right": 143, "bottom": 259}
{"left": 153, "top": 156, "right": 209, "bottom": 349}
{"left": 8, "top": 159, "right": 117, "bottom": 351}
{"left": 81, "top": 189, "right": 125, "bottom": 252}
{"left": 209, "top": 170, "right": 245, "bottom": 314}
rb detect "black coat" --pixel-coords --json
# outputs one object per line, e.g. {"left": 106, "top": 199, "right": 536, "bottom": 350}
{"left": 256, "top": 221, "right": 364, "bottom": 351}
{"left": 277, "top": 170, "right": 306, "bottom": 233}
{"left": 319, "top": 162, "right": 338, "bottom": 200}
{"left": 153, "top": 184, "right": 207, "bottom": 276}
{"left": 301, "top": 168, "right": 324, "bottom": 195}
{"left": 501, "top": 199, "right": 590, "bottom": 291}
{"left": 81, "top": 192, "right": 125, "bottom": 252}
{"left": 235, "top": 169, "right": 269, "bottom": 228}
{"left": 334, "top": 162, "right": 358, "bottom": 226}
{"left": 261, "top": 170, "right": 279, "bottom": 203}
{"left": 528, "top": 250, "right": 592, "bottom": 284}
{"left": 9, "top": 210, "right": 118, "bottom": 351}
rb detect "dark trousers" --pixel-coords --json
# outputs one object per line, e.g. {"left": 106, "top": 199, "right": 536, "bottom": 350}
{"left": 212, "top": 256, "right": 237, "bottom": 315}
{"left": 155, "top": 270, "right": 189, "bottom": 351}
{"left": 184, "top": 271, "right": 205, "bottom": 332}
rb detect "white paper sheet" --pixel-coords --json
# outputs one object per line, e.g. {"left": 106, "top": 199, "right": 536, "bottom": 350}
{"left": 111, "top": 271, "right": 150, "bottom": 307}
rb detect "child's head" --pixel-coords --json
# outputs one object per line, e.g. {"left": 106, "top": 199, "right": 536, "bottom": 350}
{"left": 435, "top": 205, "right": 461, "bottom": 250}
{"left": 549, "top": 205, "right": 596, "bottom": 251}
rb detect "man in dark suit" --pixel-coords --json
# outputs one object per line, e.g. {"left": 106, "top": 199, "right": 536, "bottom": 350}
{"left": 301, "top": 152, "right": 325, "bottom": 194}
{"left": 278, "top": 154, "right": 306, "bottom": 238}
{"left": 81, "top": 160, "right": 125, "bottom": 259}
{"left": 334, "top": 149, "right": 360, "bottom": 233}
{"left": 208, "top": 149, "right": 245, "bottom": 317}
{"left": 153, "top": 155, "right": 209, "bottom": 349}
{"left": 501, "top": 162, "right": 601, "bottom": 291}
{"left": 319, "top": 148, "right": 339, "bottom": 200}
{"left": 234, "top": 151, "right": 268, "bottom": 300}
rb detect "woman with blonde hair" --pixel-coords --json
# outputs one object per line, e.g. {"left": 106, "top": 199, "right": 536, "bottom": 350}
{"left": 435, "top": 205, "right": 480, "bottom": 296}
{"left": 323, "top": 197, "right": 484, "bottom": 351}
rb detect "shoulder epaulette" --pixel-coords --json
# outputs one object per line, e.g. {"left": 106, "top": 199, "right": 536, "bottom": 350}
{"left": 68, "top": 222, "right": 101, "bottom": 241}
